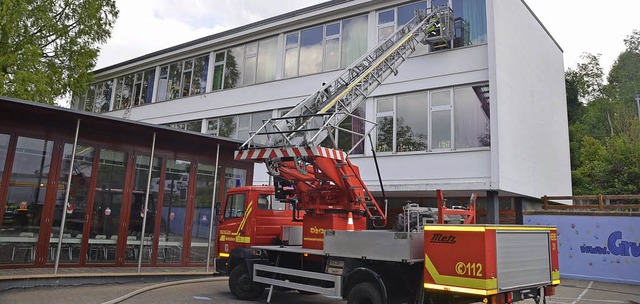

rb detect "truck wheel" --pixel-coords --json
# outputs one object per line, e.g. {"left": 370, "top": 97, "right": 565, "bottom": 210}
{"left": 229, "top": 264, "right": 264, "bottom": 300}
{"left": 347, "top": 282, "right": 383, "bottom": 304}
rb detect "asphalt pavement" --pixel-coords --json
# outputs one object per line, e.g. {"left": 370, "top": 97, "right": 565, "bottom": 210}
{"left": 0, "top": 277, "right": 638, "bottom": 304}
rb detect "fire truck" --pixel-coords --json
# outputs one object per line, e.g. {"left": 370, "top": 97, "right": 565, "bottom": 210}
{"left": 215, "top": 6, "right": 560, "bottom": 304}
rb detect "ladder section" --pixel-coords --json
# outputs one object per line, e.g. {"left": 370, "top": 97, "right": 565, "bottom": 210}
{"left": 240, "top": 6, "right": 454, "bottom": 150}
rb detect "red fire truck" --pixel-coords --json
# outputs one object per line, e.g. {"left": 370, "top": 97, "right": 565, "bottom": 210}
{"left": 215, "top": 6, "right": 559, "bottom": 304}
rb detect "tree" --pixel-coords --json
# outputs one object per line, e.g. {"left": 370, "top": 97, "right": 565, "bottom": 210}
{"left": 566, "top": 53, "right": 605, "bottom": 104}
{"left": 0, "top": 0, "right": 118, "bottom": 105}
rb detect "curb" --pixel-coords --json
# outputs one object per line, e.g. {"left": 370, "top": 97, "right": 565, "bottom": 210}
{"left": 0, "top": 271, "right": 221, "bottom": 292}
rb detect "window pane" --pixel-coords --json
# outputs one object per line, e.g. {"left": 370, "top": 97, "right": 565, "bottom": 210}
{"left": 100, "top": 80, "right": 113, "bottom": 113}
{"left": 219, "top": 117, "right": 237, "bottom": 138}
{"left": 378, "top": 26, "right": 395, "bottom": 42}
{"left": 141, "top": 69, "right": 155, "bottom": 104}
{"left": 432, "top": 110, "right": 451, "bottom": 149}
{"left": 88, "top": 149, "right": 128, "bottom": 263}
{"left": 299, "top": 26, "right": 323, "bottom": 76}
{"left": 454, "top": 85, "right": 490, "bottom": 148}
{"left": 326, "top": 23, "right": 340, "bottom": 36}
{"left": 398, "top": 1, "right": 427, "bottom": 25}
{"left": 191, "top": 55, "right": 209, "bottom": 95}
{"left": 0, "top": 134, "right": 9, "bottom": 179}
{"left": 206, "top": 119, "right": 219, "bottom": 135}
{"left": 224, "top": 194, "right": 246, "bottom": 219}
{"left": 49, "top": 144, "right": 94, "bottom": 264}
{"left": 376, "top": 116, "right": 394, "bottom": 152}
{"left": 225, "top": 47, "right": 244, "bottom": 89}
{"left": 257, "top": 194, "right": 286, "bottom": 211}
{"left": 167, "top": 62, "right": 183, "bottom": 100}
{"left": 156, "top": 66, "right": 168, "bottom": 102}
{"left": 377, "top": 97, "right": 394, "bottom": 113}
{"left": 251, "top": 111, "right": 272, "bottom": 145}
{"left": 237, "top": 114, "right": 251, "bottom": 141}
{"left": 325, "top": 38, "right": 340, "bottom": 70}
{"left": 432, "top": 90, "right": 451, "bottom": 107}
{"left": 284, "top": 48, "right": 299, "bottom": 78}
{"left": 0, "top": 137, "right": 53, "bottom": 264}
{"left": 159, "top": 159, "right": 190, "bottom": 264}
{"left": 256, "top": 37, "right": 277, "bottom": 83}
{"left": 191, "top": 163, "right": 219, "bottom": 263}
{"left": 243, "top": 56, "right": 256, "bottom": 86}
{"left": 85, "top": 85, "right": 96, "bottom": 112}
{"left": 397, "top": 92, "right": 428, "bottom": 152}
{"left": 125, "top": 155, "right": 160, "bottom": 264}
{"left": 114, "top": 78, "right": 124, "bottom": 110}
{"left": 186, "top": 120, "right": 202, "bottom": 132}
{"left": 378, "top": 10, "right": 394, "bottom": 24}
{"left": 338, "top": 103, "right": 365, "bottom": 154}
{"left": 453, "top": 0, "right": 487, "bottom": 47}
{"left": 122, "top": 74, "right": 134, "bottom": 109}
{"left": 341, "top": 15, "right": 368, "bottom": 68}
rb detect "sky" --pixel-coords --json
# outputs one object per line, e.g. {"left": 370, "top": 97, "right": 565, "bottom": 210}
{"left": 95, "top": 0, "right": 640, "bottom": 76}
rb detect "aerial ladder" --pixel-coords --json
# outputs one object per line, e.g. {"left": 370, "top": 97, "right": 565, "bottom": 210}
{"left": 234, "top": 6, "right": 454, "bottom": 247}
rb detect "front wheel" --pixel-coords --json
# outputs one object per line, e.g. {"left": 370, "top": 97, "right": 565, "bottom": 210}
{"left": 347, "top": 282, "right": 384, "bottom": 304}
{"left": 228, "top": 264, "right": 264, "bottom": 300}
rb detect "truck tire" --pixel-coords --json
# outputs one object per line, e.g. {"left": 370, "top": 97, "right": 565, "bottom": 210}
{"left": 347, "top": 282, "right": 384, "bottom": 304}
{"left": 229, "top": 264, "right": 264, "bottom": 300}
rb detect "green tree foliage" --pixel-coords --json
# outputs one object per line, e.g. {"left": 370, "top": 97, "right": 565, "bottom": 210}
{"left": 569, "top": 30, "right": 640, "bottom": 195}
{"left": 0, "top": 0, "right": 118, "bottom": 105}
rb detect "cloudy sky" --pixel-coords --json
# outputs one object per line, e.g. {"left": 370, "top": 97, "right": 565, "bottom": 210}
{"left": 95, "top": 0, "right": 640, "bottom": 76}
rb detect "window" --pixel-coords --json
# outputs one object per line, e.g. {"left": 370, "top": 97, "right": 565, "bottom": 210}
{"left": 430, "top": 90, "right": 452, "bottom": 150}
{"left": 453, "top": 0, "right": 487, "bottom": 47}
{"left": 337, "top": 103, "right": 366, "bottom": 154}
{"left": 454, "top": 85, "right": 490, "bottom": 148}
{"left": 376, "top": 92, "right": 429, "bottom": 153}
{"left": 284, "top": 14, "right": 368, "bottom": 77}
{"left": 166, "top": 119, "right": 202, "bottom": 132}
{"left": 113, "top": 69, "right": 155, "bottom": 110}
{"left": 375, "top": 85, "right": 489, "bottom": 153}
{"left": 224, "top": 193, "right": 246, "bottom": 219}
{"left": 257, "top": 194, "right": 286, "bottom": 211}
{"left": 378, "top": 1, "right": 428, "bottom": 41}
{"left": 156, "top": 54, "right": 209, "bottom": 102}
{"left": 206, "top": 111, "right": 272, "bottom": 143}
{"left": 80, "top": 80, "right": 113, "bottom": 113}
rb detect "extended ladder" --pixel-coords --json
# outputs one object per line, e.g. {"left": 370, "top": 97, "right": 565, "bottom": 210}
{"left": 239, "top": 6, "right": 454, "bottom": 151}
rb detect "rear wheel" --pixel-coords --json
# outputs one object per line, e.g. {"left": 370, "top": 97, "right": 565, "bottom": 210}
{"left": 229, "top": 264, "right": 264, "bottom": 300}
{"left": 347, "top": 282, "right": 383, "bottom": 304}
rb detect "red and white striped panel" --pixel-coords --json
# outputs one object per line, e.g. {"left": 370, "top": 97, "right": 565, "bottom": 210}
{"left": 235, "top": 146, "right": 347, "bottom": 161}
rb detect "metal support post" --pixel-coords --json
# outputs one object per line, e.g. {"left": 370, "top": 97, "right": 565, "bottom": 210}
{"left": 137, "top": 132, "right": 156, "bottom": 273}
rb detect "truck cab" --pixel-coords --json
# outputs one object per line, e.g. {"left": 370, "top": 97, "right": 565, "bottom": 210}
{"left": 215, "top": 185, "right": 301, "bottom": 274}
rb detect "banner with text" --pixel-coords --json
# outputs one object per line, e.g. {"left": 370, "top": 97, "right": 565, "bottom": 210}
{"left": 524, "top": 214, "right": 639, "bottom": 285}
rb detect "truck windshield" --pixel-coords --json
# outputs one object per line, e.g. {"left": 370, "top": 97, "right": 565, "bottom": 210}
{"left": 257, "top": 194, "right": 286, "bottom": 211}
{"left": 224, "top": 193, "right": 246, "bottom": 219}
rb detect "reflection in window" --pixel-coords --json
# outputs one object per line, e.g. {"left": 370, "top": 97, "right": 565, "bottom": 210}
{"left": 430, "top": 90, "right": 452, "bottom": 150}
{"left": 79, "top": 80, "right": 113, "bottom": 113}
{"left": 224, "top": 167, "right": 246, "bottom": 199}
{"left": 224, "top": 193, "right": 246, "bottom": 219}
{"left": 453, "top": 0, "right": 487, "bottom": 47}
{"left": 285, "top": 14, "right": 368, "bottom": 77}
{"left": 167, "top": 119, "right": 203, "bottom": 133}
{"left": 124, "top": 155, "right": 161, "bottom": 264}
{"left": 88, "top": 149, "right": 128, "bottom": 263}
{"left": 205, "top": 111, "right": 272, "bottom": 143}
{"left": 257, "top": 37, "right": 278, "bottom": 83}
{"left": 49, "top": 144, "right": 95, "bottom": 263}
{"left": 157, "top": 55, "right": 209, "bottom": 102}
{"left": 159, "top": 159, "right": 190, "bottom": 264}
{"left": 191, "top": 163, "right": 219, "bottom": 263}
{"left": 376, "top": 93, "right": 429, "bottom": 153}
{"left": 0, "top": 137, "right": 53, "bottom": 264}
{"left": 454, "top": 85, "right": 490, "bottom": 148}
{"left": 257, "top": 194, "right": 286, "bottom": 211}
{"left": 337, "top": 103, "right": 365, "bottom": 154}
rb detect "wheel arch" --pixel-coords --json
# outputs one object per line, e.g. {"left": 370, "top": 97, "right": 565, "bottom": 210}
{"left": 344, "top": 267, "right": 388, "bottom": 303}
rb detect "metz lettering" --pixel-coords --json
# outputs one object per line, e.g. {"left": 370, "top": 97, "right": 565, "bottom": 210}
{"left": 431, "top": 233, "right": 457, "bottom": 244}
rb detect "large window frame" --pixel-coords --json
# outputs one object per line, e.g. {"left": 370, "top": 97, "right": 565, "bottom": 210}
{"left": 375, "top": 84, "right": 490, "bottom": 154}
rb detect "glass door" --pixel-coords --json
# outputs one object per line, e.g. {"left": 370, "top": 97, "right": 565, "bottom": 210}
{"left": 0, "top": 136, "right": 53, "bottom": 265}
{"left": 124, "top": 155, "right": 161, "bottom": 264}
{"left": 158, "top": 159, "right": 191, "bottom": 264}
{"left": 87, "top": 149, "right": 128, "bottom": 264}
{"left": 48, "top": 144, "right": 96, "bottom": 264}
{"left": 189, "top": 163, "right": 219, "bottom": 264}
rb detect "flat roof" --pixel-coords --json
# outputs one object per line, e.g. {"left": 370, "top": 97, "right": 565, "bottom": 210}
{"left": 0, "top": 96, "right": 244, "bottom": 154}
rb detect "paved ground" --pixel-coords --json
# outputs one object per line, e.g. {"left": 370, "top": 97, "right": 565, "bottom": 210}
{"left": 0, "top": 277, "right": 638, "bottom": 304}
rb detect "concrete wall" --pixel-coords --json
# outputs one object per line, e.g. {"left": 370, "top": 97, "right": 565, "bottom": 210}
{"left": 488, "top": 0, "right": 572, "bottom": 198}
{"left": 524, "top": 214, "right": 640, "bottom": 285}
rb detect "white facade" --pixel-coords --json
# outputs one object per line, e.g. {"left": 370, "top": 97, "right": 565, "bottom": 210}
{"left": 84, "top": 0, "right": 572, "bottom": 202}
